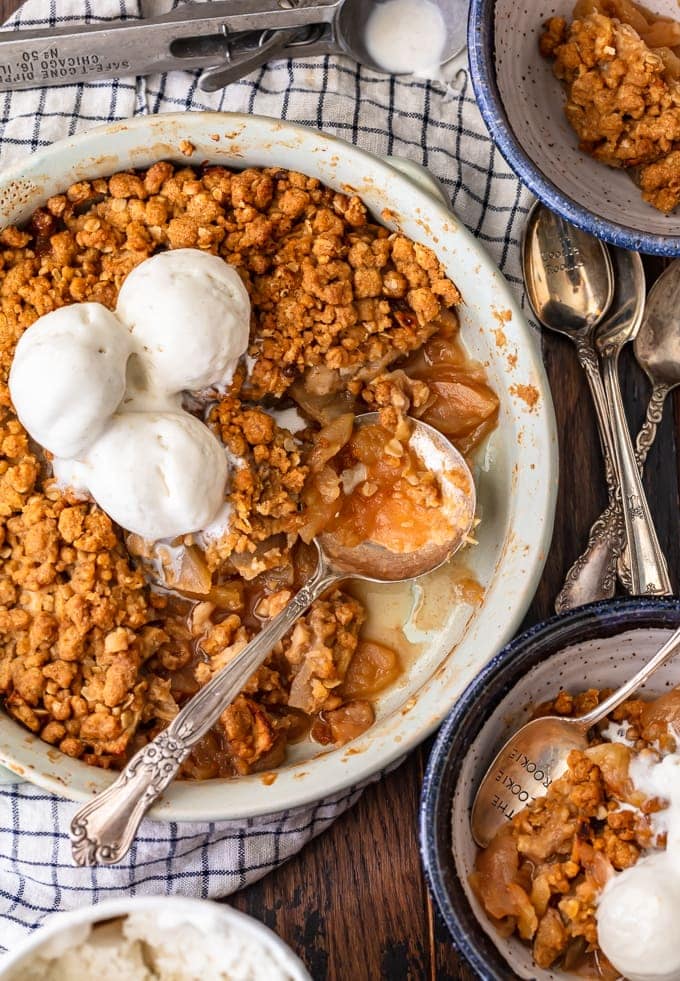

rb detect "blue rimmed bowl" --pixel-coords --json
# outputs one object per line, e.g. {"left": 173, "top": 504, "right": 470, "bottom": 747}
{"left": 468, "top": 0, "right": 680, "bottom": 256}
{"left": 420, "top": 597, "right": 680, "bottom": 980}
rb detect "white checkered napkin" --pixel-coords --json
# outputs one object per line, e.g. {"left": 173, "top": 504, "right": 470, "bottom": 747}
{"left": 0, "top": 0, "right": 535, "bottom": 953}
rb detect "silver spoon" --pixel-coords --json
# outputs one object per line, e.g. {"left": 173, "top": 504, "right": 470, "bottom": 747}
{"left": 633, "top": 258, "right": 680, "bottom": 475}
{"left": 522, "top": 204, "right": 621, "bottom": 604}
{"left": 595, "top": 249, "right": 672, "bottom": 597}
{"left": 70, "top": 413, "right": 476, "bottom": 866}
{"left": 471, "top": 622, "right": 680, "bottom": 848}
{"left": 557, "top": 258, "right": 680, "bottom": 608}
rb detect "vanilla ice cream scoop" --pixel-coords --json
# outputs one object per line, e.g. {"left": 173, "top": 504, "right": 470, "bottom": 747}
{"left": 116, "top": 248, "right": 251, "bottom": 394}
{"left": 9, "top": 303, "right": 130, "bottom": 458}
{"left": 75, "top": 411, "right": 228, "bottom": 540}
{"left": 597, "top": 853, "right": 680, "bottom": 981}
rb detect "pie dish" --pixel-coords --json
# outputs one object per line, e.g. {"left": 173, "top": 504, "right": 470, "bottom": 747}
{"left": 0, "top": 112, "right": 557, "bottom": 820}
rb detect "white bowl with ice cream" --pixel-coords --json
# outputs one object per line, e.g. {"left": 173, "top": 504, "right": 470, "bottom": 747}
{"left": 0, "top": 896, "right": 310, "bottom": 981}
{"left": 0, "top": 111, "right": 557, "bottom": 822}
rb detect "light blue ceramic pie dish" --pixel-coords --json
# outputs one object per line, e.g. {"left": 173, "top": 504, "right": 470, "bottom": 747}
{"left": 468, "top": 0, "right": 680, "bottom": 255}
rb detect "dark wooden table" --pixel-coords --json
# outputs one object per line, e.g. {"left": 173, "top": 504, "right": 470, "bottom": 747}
{"left": 2, "top": 3, "right": 680, "bottom": 976}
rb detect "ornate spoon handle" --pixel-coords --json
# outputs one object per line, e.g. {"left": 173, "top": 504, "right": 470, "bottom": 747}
{"left": 556, "top": 382, "right": 670, "bottom": 612}
{"left": 575, "top": 339, "right": 620, "bottom": 497}
{"left": 615, "top": 382, "right": 669, "bottom": 587}
{"left": 71, "top": 551, "right": 341, "bottom": 867}
{"left": 601, "top": 354, "right": 671, "bottom": 596}
{"left": 555, "top": 342, "right": 624, "bottom": 613}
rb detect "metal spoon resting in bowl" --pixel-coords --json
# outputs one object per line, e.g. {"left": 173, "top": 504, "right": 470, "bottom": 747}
{"left": 70, "top": 412, "right": 476, "bottom": 867}
{"left": 471, "top": 622, "right": 680, "bottom": 848}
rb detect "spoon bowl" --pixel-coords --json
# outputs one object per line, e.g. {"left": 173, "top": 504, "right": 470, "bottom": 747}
{"left": 337, "top": 0, "right": 469, "bottom": 74}
{"left": 595, "top": 246, "right": 646, "bottom": 356}
{"left": 635, "top": 259, "right": 680, "bottom": 390}
{"left": 71, "top": 413, "right": 476, "bottom": 866}
{"left": 522, "top": 203, "right": 614, "bottom": 340}
{"left": 320, "top": 413, "right": 475, "bottom": 581}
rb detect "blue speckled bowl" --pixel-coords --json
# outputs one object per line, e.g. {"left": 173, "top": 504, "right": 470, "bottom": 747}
{"left": 468, "top": 0, "right": 680, "bottom": 255}
{"left": 420, "top": 597, "right": 680, "bottom": 980}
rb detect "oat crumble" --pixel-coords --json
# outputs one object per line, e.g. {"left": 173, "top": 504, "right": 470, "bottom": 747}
{"left": 0, "top": 161, "right": 498, "bottom": 777}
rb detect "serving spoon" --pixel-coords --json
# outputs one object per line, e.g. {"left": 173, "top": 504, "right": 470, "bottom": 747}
{"left": 471, "top": 621, "right": 680, "bottom": 848}
{"left": 70, "top": 413, "right": 476, "bottom": 866}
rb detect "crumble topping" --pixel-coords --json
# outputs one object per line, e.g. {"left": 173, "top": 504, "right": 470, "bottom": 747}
{"left": 541, "top": 1, "right": 680, "bottom": 212}
{"left": 0, "top": 160, "right": 495, "bottom": 776}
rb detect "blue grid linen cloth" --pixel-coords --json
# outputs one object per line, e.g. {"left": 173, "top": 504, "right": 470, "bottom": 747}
{"left": 0, "top": 0, "right": 535, "bottom": 954}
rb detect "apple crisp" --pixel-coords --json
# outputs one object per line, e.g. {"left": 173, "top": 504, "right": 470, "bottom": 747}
{"left": 472, "top": 685, "right": 680, "bottom": 975}
{"left": 0, "top": 161, "right": 499, "bottom": 777}
{"left": 541, "top": 1, "right": 680, "bottom": 212}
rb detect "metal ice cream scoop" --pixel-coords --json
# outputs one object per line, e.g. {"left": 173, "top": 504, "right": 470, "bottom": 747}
{"left": 0, "top": 0, "right": 468, "bottom": 93}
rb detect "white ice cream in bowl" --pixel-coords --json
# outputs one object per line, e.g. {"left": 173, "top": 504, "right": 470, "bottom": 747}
{"left": 596, "top": 751, "right": 680, "bottom": 981}
{"left": 9, "top": 248, "right": 250, "bottom": 544}
{"left": 0, "top": 896, "right": 310, "bottom": 981}
{"left": 8, "top": 302, "right": 131, "bottom": 459}
{"left": 117, "top": 248, "right": 250, "bottom": 396}
{"left": 61, "top": 411, "right": 229, "bottom": 541}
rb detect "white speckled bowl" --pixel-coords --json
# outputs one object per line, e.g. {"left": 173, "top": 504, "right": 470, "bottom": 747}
{"left": 0, "top": 112, "right": 557, "bottom": 821}
{"left": 469, "top": 0, "right": 680, "bottom": 254}
{"left": 421, "top": 597, "right": 680, "bottom": 980}
{"left": 0, "top": 896, "right": 310, "bottom": 980}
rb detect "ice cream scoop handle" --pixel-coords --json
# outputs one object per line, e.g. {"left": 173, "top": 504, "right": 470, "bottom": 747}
{"left": 70, "top": 551, "right": 341, "bottom": 867}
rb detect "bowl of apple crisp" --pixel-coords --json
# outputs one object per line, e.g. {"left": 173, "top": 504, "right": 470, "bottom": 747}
{"left": 470, "top": 0, "right": 680, "bottom": 254}
{"left": 421, "top": 597, "right": 680, "bottom": 981}
{"left": 0, "top": 112, "right": 555, "bottom": 821}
